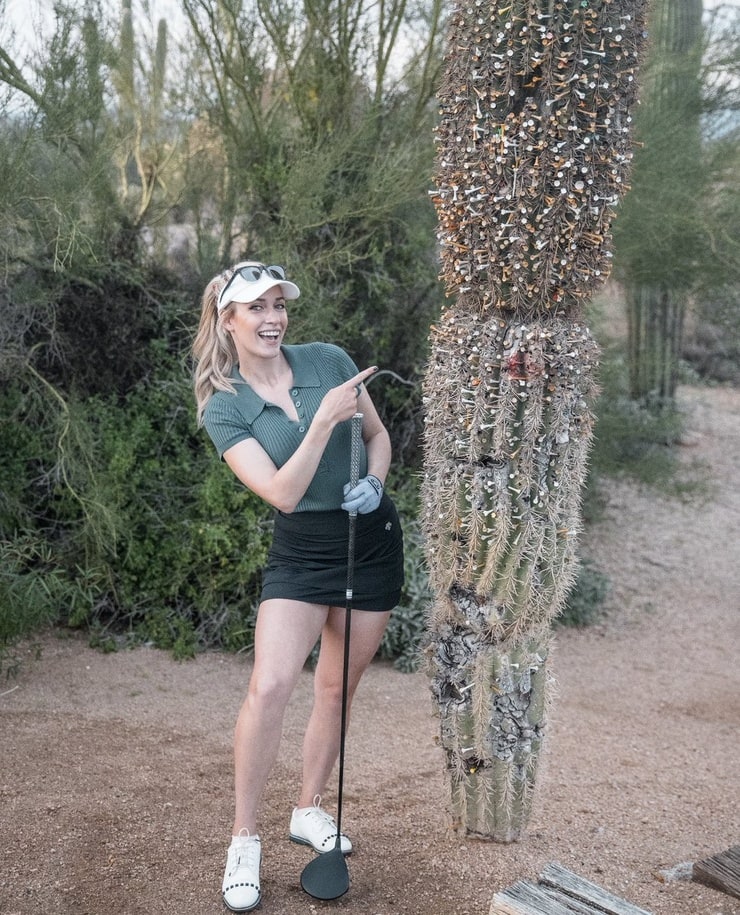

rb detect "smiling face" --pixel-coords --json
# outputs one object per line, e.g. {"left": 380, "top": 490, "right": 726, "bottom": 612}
{"left": 222, "top": 286, "right": 288, "bottom": 363}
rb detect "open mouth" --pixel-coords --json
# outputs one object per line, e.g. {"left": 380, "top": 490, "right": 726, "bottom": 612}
{"left": 258, "top": 330, "right": 280, "bottom": 341}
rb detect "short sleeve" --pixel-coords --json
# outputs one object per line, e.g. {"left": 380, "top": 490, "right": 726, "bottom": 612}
{"left": 203, "top": 395, "right": 254, "bottom": 458}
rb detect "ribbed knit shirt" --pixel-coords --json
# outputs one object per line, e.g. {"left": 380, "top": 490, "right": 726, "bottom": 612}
{"left": 203, "top": 342, "right": 368, "bottom": 513}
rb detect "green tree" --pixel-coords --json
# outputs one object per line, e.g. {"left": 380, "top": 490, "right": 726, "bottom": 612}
{"left": 0, "top": 0, "right": 235, "bottom": 659}
{"left": 614, "top": 0, "right": 704, "bottom": 407}
{"left": 612, "top": 1, "right": 740, "bottom": 403}
{"left": 0, "top": 0, "right": 178, "bottom": 269}
{"left": 683, "top": 3, "right": 740, "bottom": 384}
{"left": 179, "top": 0, "right": 446, "bottom": 461}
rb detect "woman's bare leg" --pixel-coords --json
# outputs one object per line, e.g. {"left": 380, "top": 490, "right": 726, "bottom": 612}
{"left": 298, "top": 608, "right": 391, "bottom": 807}
{"left": 232, "top": 599, "right": 328, "bottom": 834}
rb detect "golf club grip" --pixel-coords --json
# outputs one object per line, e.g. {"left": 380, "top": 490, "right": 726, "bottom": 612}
{"left": 349, "top": 412, "right": 363, "bottom": 499}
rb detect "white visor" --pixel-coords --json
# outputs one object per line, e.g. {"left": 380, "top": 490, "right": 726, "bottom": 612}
{"left": 217, "top": 265, "right": 300, "bottom": 312}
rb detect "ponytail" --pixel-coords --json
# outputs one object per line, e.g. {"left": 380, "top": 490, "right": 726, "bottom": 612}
{"left": 192, "top": 271, "right": 239, "bottom": 425}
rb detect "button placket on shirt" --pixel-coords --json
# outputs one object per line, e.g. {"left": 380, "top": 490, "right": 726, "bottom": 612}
{"left": 291, "top": 388, "right": 306, "bottom": 432}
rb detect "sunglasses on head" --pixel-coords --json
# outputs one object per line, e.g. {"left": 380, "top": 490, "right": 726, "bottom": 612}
{"left": 218, "top": 264, "right": 287, "bottom": 308}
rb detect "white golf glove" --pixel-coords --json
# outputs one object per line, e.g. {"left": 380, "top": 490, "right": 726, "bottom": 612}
{"left": 341, "top": 474, "right": 384, "bottom": 514}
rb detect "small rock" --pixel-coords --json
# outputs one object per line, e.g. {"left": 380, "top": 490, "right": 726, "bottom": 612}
{"left": 655, "top": 861, "right": 694, "bottom": 883}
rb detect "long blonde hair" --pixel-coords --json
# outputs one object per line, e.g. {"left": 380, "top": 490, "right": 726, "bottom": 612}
{"left": 192, "top": 268, "right": 239, "bottom": 425}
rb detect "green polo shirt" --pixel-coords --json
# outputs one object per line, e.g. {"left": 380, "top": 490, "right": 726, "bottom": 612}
{"left": 203, "top": 342, "right": 368, "bottom": 512}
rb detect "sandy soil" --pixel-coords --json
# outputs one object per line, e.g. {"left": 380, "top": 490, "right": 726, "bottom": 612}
{"left": 1, "top": 383, "right": 739, "bottom": 915}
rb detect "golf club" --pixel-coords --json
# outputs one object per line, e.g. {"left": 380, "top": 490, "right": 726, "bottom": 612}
{"left": 300, "top": 411, "right": 363, "bottom": 901}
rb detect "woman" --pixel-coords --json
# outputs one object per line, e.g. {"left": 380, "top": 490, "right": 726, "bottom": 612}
{"left": 192, "top": 261, "right": 404, "bottom": 912}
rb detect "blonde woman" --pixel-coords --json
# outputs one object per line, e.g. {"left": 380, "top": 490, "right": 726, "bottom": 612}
{"left": 192, "top": 261, "right": 404, "bottom": 912}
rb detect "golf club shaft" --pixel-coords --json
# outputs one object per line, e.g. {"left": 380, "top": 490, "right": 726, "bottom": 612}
{"left": 336, "top": 412, "right": 363, "bottom": 837}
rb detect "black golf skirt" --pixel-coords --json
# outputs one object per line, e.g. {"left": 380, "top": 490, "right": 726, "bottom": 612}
{"left": 260, "top": 493, "right": 404, "bottom": 611}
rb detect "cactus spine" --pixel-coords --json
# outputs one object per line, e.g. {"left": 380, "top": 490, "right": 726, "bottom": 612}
{"left": 423, "top": 0, "right": 648, "bottom": 840}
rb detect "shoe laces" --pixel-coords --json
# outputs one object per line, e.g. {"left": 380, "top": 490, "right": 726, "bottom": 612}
{"left": 304, "top": 795, "right": 336, "bottom": 830}
{"left": 228, "top": 830, "right": 260, "bottom": 875}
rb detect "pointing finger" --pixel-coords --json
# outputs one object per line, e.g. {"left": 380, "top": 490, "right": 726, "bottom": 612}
{"left": 346, "top": 366, "right": 378, "bottom": 390}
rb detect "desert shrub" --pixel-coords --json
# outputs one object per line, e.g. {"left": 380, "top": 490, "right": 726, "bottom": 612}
{"left": 0, "top": 339, "right": 274, "bottom": 659}
{"left": 378, "top": 517, "right": 433, "bottom": 672}
{"left": 682, "top": 291, "right": 740, "bottom": 386}
{"left": 0, "top": 536, "right": 108, "bottom": 675}
{"left": 556, "top": 559, "right": 610, "bottom": 629}
{"left": 62, "top": 373, "right": 274, "bottom": 649}
{"left": 1, "top": 358, "right": 438, "bottom": 664}
{"left": 590, "top": 347, "right": 684, "bottom": 486}
{"left": 0, "top": 538, "right": 63, "bottom": 652}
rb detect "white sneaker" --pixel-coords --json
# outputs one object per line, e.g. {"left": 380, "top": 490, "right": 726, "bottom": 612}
{"left": 222, "top": 831, "right": 261, "bottom": 912}
{"left": 289, "top": 795, "right": 352, "bottom": 855}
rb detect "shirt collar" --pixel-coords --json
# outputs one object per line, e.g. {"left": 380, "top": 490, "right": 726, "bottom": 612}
{"left": 231, "top": 345, "right": 321, "bottom": 423}
{"left": 284, "top": 345, "right": 321, "bottom": 388}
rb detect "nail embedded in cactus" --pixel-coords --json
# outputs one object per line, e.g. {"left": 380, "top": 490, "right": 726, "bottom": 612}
{"left": 423, "top": 0, "right": 648, "bottom": 841}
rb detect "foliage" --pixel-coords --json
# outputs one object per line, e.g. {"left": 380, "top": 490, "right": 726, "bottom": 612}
{"left": 0, "top": 536, "right": 84, "bottom": 675}
{"left": 178, "top": 0, "right": 446, "bottom": 465}
{"left": 555, "top": 560, "right": 610, "bottom": 629}
{"left": 684, "top": 90, "right": 740, "bottom": 386}
{"left": 589, "top": 345, "right": 684, "bottom": 486}
{"left": 614, "top": 0, "right": 705, "bottom": 293}
{"left": 0, "top": 0, "right": 179, "bottom": 274}
{"left": 0, "top": 0, "right": 446, "bottom": 462}
{"left": 378, "top": 515, "right": 433, "bottom": 672}
{"left": 0, "top": 0, "right": 444, "bottom": 668}
{"left": 613, "top": 0, "right": 740, "bottom": 406}
{"left": 683, "top": 292, "right": 740, "bottom": 386}
{"left": 0, "top": 526, "right": 112, "bottom": 676}
{"left": 0, "top": 263, "right": 275, "bottom": 659}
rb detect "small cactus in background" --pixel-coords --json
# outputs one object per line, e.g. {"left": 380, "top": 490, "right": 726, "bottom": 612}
{"left": 618, "top": 0, "right": 704, "bottom": 406}
{"left": 422, "top": 0, "right": 648, "bottom": 840}
{"left": 113, "top": 0, "right": 170, "bottom": 225}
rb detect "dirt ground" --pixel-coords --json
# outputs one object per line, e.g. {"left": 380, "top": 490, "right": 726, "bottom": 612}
{"left": 1, "top": 383, "right": 739, "bottom": 915}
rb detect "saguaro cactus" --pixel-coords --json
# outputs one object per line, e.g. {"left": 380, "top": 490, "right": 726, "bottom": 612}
{"left": 423, "top": 0, "right": 648, "bottom": 841}
{"left": 113, "top": 0, "right": 170, "bottom": 225}
{"left": 620, "top": 0, "right": 704, "bottom": 406}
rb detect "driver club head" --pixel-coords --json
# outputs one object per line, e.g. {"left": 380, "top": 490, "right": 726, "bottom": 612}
{"left": 300, "top": 847, "right": 350, "bottom": 900}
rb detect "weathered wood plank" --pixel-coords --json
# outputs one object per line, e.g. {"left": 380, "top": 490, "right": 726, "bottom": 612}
{"left": 540, "top": 887, "right": 613, "bottom": 915}
{"left": 489, "top": 864, "right": 655, "bottom": 915}
{"left": 490, "top": 879, "right": 584, "bottom": 914}
{"left": 692, "top": 845, "right": 740, "bottom": 900}
{"left": 538, "top": 863, "right": 653, "bottom": 915}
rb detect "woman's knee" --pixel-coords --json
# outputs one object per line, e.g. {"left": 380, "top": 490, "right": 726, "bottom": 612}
{"left": 247, "top": 669, "right": 296, "bottom": 713}
{"left": 315, "top": 668, "right": 362, "bottom": 717}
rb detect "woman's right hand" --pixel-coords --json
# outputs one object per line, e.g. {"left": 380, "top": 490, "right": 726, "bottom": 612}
{"left": 316, "top": 366, "right": 378, "bottom": 427}
{"left": 224, "top": 365, "right": 380, "bottom": 514}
